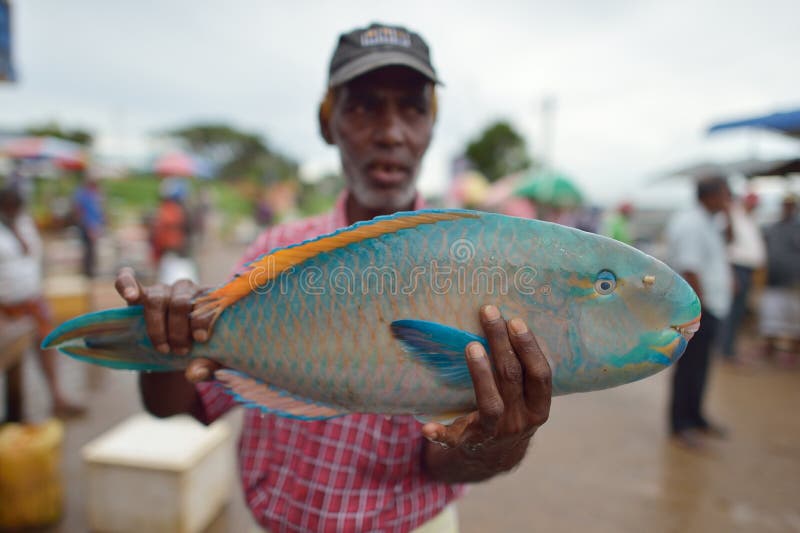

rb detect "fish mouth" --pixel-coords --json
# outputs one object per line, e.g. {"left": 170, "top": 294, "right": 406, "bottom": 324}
{"left": 670, "top": 315, "right": 701, "bottom": 341}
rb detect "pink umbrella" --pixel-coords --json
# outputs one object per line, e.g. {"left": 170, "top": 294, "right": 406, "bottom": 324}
{"left": 153, "top": 151, "right": 213, "bottom": 178}
{"left": 154, "top": 151, "right": 195, "bottom": 177}
{"left": 481, "top": 171, "right": 526, "bottom": 208}
{"left": 1, "top": 136, "right": 87, "bottom": 170}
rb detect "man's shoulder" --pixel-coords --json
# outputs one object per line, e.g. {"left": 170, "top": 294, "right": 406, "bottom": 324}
{"left": 249, "top": 211, "right": 338, "bottom": 254}
{"left": 667, "top": 207, "right": 696, "bottom": 228}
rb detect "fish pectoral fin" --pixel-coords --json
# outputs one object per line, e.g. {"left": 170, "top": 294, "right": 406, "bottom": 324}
{"left": 390, "top": 319, "right": 488, "bottom": 389}
{"left": 214, "top": 370, "right": 348, "bottom": 421}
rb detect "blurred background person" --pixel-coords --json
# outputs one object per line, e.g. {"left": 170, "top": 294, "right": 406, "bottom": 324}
{"left": 0, "top": 186, "right": 85, "bottom": 418}
{"left": 253, "top": 190, "right": 274, "bottom": 230}
{"left": 757, "top": 193, "right": 800, "bottom": 367}
{"left": 664, "top": 176, "right": 732, "bottom": 449}
{"left": 719, "top": 192, "right": 766, "bottom": 363}
{"left": 149, "top": 180, "right": 195, "bottom": 284}
{"left": 71, "top": 172, "right": 105, "bottom": 278}
{"left": 602, "top": 202, "right": 634, "bottom": 245}
{"left": 190, "top": 186, "right": 211, "bottom": 247}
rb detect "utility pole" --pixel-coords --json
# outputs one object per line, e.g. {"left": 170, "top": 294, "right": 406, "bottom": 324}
{"left": 540, "top": 95, "right": 557, "bottom": 169}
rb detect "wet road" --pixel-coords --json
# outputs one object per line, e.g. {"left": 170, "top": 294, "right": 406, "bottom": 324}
{"left": 458, "top": 362, "right": 799, "bottom": 532}
{"left": 11, "top": 228, "right": 799, "bottom": 532}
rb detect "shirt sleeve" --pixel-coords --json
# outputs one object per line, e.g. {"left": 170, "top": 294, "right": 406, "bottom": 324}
{"left": 193, "top": 226, "right": 284, "bottom": 424}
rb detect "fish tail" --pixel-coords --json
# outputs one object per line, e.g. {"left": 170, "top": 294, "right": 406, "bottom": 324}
{"left": 41, "top": 306, "right": 185, "bottom": 372}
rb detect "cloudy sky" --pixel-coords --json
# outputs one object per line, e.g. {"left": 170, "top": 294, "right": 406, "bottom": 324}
{"left": 1, "top": 0, "right": 799, "bottom": 203}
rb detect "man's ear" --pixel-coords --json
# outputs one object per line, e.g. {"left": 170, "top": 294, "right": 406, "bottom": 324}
{"left": 318, "top": 105, "right": 334, "bottom": 145}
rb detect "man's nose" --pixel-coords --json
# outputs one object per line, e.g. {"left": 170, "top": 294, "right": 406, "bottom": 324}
{"left": 374, "top": 111, "right": 404, "bottom": 146}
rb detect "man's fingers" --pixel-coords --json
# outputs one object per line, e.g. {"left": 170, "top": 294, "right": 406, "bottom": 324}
{"left": 115, "top": 267, "right": 143, "bottom": 305}
{"left": 465, "top": 342, "right": 503, "bottom": 436}
{"left": 507, "top": 318, "right": 552, "bottom": 424}
{"left": 189, "top": 303, "right": 214, "bottom": 343}
{"left": 167, "top": 279, "right": 196, "bottom": 355}
{"left": 480, "top": 305, "right": 525, "bottom": 412}
{"left": 142, "top": 284, "right": 170, "bottom": 353}
{"left": 421, "top": 415, "right": 473, "bottom": 448}
{"left": 185, "top": 358, "right": 221, "bottom": 383}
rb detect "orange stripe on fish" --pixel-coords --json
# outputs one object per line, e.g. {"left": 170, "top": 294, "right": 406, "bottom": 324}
{"left": 192, "top": 211, "right": 478, "bottom": 328}
{"left": 650, "top": 336, "right": 683, "bottom": 358}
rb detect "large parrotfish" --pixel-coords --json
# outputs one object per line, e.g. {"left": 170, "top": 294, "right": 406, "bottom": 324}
{"left": 44, "top": 210, "right": 700, "bottom": 421}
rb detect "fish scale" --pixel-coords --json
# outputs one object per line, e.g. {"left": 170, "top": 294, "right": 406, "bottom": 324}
{"left": 43, "top": 209, "right": 701, "bottom": 420}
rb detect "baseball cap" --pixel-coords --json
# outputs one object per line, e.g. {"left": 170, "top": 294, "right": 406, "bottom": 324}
{"left": 327, "top": 23, "right": 440, "bottom": 87}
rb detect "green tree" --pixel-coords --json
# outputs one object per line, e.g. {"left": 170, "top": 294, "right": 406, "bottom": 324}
{"left": 297, "top": 172, "right": 344, "bottom": 216}
{"left": 465, "top": 121, "right": 532, "bottom": 182}
{"left": 25, "top": 122, "right": 93, "bottom": 145}
{"left": 169, "top": 123, "right": 297, "bottom": 183}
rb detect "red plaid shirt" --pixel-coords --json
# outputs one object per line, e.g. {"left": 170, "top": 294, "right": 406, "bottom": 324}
{"left": 196, "top": 192, "right": 464, "bottom": 532}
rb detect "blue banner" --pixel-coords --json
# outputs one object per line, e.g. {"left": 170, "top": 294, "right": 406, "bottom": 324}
{"left": 0, "top": 0, "right": 15, "bottom": 82}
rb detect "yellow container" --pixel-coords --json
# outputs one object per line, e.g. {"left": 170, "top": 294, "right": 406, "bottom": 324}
{"left": 0, "top": 419, "right": 64, "bottom": 529}
{"left": 43, "top": 275, "right": 91, "bottom": 324}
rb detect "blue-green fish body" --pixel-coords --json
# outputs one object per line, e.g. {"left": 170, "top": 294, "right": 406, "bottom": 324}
{"left": 44, "top": 210, "right": 700, "bottom": 420}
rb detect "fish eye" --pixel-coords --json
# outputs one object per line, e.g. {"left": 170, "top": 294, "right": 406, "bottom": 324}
{"left": 594, "top": 270, "right": 617, "bottom": 295}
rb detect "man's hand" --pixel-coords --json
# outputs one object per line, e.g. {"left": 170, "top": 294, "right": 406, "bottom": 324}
{"left": 422, "top": 305, "right": 552, "bottom": 483}
{"left": 114, "top": 267, "right": 219, "bottom": 383}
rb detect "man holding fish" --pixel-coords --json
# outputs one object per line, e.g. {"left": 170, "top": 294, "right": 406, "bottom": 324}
{"left": 116, "top": 23, "right": 553, "bottom": 532}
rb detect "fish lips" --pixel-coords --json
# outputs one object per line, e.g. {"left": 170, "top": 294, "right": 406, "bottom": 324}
{"left": 671, "top": 315, "right": 701, "bottom": 342}
{"left": 662, "top": 315, "right": 701, "bottom": 363}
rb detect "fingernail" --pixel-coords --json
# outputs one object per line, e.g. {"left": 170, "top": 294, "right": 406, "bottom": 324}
{"left": 193, "top": 367, "right": 209, "bottom": 381}
{"left": 467, "top": 343, "right": 484, "bottom": 360}
{"left": 193, "top": 330, "right": 208, "bottom": 342}
{"left": 123, "top": 288, "right": 137, "bottom": 300}
{"left": 424, "top": 433, "right": 448, "bottom": 447}
{"left": 156, "top": 343, "right": 170, "bottom": 354}
{"left": 509, "top": 318, "right": 527, "bottom": 335}
{"left": 482, "top": 305, "right": 500, "bottom": 320}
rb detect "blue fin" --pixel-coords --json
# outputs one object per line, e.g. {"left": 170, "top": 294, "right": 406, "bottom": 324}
{"left": 41, "top": 306, "right": 184, "bottom": 372}
{"left": 390, "top": 319, "right": 489, "bottom": 388}
{"left": 214, "top": 370, "right": 348, "bottom": 421}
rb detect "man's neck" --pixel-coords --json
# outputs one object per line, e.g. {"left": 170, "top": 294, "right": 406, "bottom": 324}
{"left": 345, "top": 195, "right": 415, "bottom": 225}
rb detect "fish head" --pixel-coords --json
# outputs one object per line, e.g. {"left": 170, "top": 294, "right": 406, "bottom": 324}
{"left": 539, "top": 229, "right": 701, "bottom": 393}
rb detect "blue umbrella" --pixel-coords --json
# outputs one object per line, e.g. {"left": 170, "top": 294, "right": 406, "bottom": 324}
{"left": 708, "top": 108, "right": 800, "bottom": 139}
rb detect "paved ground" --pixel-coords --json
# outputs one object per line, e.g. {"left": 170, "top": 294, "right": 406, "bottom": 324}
{"left": 4, "top": 224, "right": 799, "bottom": 532}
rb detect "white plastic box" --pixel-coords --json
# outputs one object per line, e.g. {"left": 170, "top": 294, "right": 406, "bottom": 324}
{"left": 82, "top": 413, "right": 235, "bottom": 533}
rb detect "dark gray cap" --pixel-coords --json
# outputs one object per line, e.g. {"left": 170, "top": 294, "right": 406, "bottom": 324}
{"left": 327, "top": 23, "right": 440, "bottom": 87}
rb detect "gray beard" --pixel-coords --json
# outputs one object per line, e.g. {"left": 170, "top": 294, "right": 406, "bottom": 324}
{"left": 352, "top": 184, "right": 417, "bottom": 212}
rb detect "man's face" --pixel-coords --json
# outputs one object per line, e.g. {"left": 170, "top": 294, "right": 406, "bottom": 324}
{"left": 326, "top": 66, "right": 434, "bottom": 211}
{"left": 0, "top": 201, "right": 20, "bottom": 223}
{"left": 782, "top": 199, "right": 797, "bottom": 221}
{"left": 706, "top": 185, "right": 731, "bottom": 214}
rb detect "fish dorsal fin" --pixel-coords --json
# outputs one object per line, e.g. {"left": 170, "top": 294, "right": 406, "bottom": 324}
{"left": 193, "top": 210, "right": 478, "bottom": 328}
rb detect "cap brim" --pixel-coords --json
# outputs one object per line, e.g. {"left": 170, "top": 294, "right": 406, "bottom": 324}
{"left": 329, "top": 51, "right": 441, "bottom": 87}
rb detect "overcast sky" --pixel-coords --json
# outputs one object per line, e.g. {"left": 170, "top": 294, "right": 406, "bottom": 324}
{"left": 1, "top": 0, "right": 799, "bottom": 203}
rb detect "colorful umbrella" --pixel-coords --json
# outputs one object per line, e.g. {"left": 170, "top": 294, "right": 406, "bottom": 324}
{"left": 514, "top": 170, "right": 584, "bottom": 208}
{"left": 708, "top": 108, "right": 800, "bottom": 139}
{"left": 1, "top": 136, "right": 87, "bottom": 170}
{"left": 450, "top": 170, "right": 490, "bottom": 207}
{"left": 481, "top": 171, "right": 526, "bottom": 207}
{"left": 154, "top": 151, "right": 213, "bottom": 178}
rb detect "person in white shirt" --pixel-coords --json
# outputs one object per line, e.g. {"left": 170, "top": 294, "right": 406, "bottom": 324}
{"left": 720, "top": 192, "right": 766, "bottom": 361}
{"left": 664, "top": 176, "right": 732, "bottom": 449}
{"left": 0, "top": 186, "right": 85, "bottom": 418}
